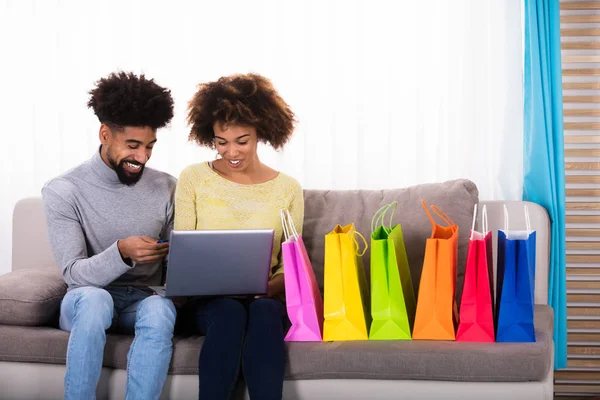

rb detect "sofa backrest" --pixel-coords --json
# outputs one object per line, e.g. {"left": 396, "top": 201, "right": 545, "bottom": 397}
{"left": 301, "top": 182, "right": 548, "bottom": 305}
{"left": 12, "top": 178, "right": 549, "bottom": 305}
{"left": 12, "top": 197, "right": 57, "bottom": 272}
{"left": 302, "top": 184, "right": 549, "bottom": 305}
{"left": 302, "top": 179, "right": 480, "bottom": 304}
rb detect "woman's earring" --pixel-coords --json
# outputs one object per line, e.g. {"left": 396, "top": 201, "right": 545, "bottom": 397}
{"left": 215, "top": 152, "right": 222, "bottom": 160}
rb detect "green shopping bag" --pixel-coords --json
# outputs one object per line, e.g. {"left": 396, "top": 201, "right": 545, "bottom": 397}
{"left": 369, "top": 202, "right": 416, "bottom": 340}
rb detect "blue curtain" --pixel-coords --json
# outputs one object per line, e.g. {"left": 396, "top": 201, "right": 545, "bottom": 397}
{"left": 523, "top": 0, "right": 566, "bottom": 369}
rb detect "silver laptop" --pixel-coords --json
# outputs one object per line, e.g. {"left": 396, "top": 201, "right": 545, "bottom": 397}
{"left": 149, "top": 229, "right": 274, "bottom": 297}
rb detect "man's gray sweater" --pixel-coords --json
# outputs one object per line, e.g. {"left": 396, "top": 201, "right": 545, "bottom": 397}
{"left": 42, "top": 149, "right": 176, "bottom": 290}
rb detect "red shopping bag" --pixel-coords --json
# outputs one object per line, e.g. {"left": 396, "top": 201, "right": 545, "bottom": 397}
{"left": 456, "top": 204, "right": 495, "bottom": 342}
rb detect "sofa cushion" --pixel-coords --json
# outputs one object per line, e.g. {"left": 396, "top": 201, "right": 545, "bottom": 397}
{"left": 303, "top": 179, "right": 479, "bottom": 303}
{"left": 284, "top": 305, "right": 553, "bottom": 382}
{"left": 0, "top": 325, "right": 204, "bottom": 375}
{"left": 0, "top": 305, "right": 552, "bottom": 382}
{"left": 0, "top": 269, "right": 66, "bottom": 326}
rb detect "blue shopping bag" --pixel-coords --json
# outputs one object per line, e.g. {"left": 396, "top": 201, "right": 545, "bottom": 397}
{"left": 496, "top": 205, "right": 536, "bottom": 342}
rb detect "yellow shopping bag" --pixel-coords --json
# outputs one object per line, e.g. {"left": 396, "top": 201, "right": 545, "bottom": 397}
{"left": 323, "top": 223, "right": 370, "bottom": 341}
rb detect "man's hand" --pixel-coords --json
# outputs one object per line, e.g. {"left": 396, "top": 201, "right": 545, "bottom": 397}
{"left": 255, "top": 274, "right": 285, "bottom": 299}
{"left": 117, "top": 236, "right": 169, "bottom": 264}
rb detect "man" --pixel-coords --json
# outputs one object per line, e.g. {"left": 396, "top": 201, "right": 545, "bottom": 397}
{"left": 42, "top": 71, "right": 177, "bottom": 400}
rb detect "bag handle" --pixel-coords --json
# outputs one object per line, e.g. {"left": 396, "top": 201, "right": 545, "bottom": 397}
{"left": 431, "top": 205, "right": 455, "bottom": 226}
{"left": 470, "top": 204, "right": 489, "bottom": 239}
{"left": 421, "top": 200, "right": 455, "bottom": 227}
{"left": 280, "top": 209, "right": 290, "bottom": 241}
{"left": 353, "top": 231, "right": 368, "bottom": 256}
{"left": 371, "top": 204, "right": 390, "bottom": 233}
{"left": 482, "top": 204, "right": 488, "bottom": 233}
{"left": 285, "top": 209, "right": 300, "bottom": 238}
{"left": 502, "top": 204, "right": 531, "bottom": 233}
{"left": 470, "top": 204, "right": 477, "bottom": 240}
{"left": 371, "top": 201, "right": 398, "bottom": 233}
{"left": 280, "top": 208, "right": 300, "bottom": 241}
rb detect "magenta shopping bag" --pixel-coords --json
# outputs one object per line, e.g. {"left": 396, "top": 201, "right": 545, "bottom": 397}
{"left": 281, "top": 209, "right": 324, "bottom": 341}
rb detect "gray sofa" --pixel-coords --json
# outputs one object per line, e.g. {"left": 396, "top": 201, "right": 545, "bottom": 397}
{"left": 0, "top": 179, "right": 554, "bottom": 399}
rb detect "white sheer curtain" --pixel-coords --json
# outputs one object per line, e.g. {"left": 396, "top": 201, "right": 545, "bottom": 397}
{"left": 0, "top": 0, "right": 523, "bottom": 274}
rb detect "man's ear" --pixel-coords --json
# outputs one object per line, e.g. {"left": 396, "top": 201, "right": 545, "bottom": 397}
{"left": 99, "top": 124, "right": 111, "bottom": 144}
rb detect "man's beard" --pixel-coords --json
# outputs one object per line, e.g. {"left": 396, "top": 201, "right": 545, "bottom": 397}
{"left": 107, "top": 154, "right": 145, "bottom": 186}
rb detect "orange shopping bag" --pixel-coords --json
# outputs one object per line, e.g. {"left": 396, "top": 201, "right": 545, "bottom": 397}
{"left": 413, "top": 200, "right": 459, "bottom": 340}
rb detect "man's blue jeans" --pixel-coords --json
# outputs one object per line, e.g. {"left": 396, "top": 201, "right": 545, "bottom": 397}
{"left": 59, "top": 286, "right": 176, "bottom": 400}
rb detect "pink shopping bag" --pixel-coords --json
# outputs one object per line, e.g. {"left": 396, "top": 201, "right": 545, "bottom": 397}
{"left": 281, "top": 209, "right": 324, "bottom": 341}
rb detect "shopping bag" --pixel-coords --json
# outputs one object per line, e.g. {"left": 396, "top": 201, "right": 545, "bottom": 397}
{"left": 456, "top": 204, "right": 495, "bottom": 342}
{"left": 413, "top": 200, "right": 459, "bottom": 340}
{"left": 323, "top": 223, "right": 370, "bottom": 341}
{"left": 496, "top": 205, "right": 536, "bottom": 342}
{"left": 369, "top": 202, "right": 416, "bottom": 340}
{"left": 281, "top": 209, "right": 323, "bottom": 342}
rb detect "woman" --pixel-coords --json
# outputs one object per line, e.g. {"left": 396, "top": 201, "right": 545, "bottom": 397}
{"left": 175, "top": 73, "right": 303, "bottom": 400}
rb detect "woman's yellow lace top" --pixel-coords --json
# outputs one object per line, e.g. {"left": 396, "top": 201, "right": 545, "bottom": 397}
{"left": 174, "top": 162, "right": 304, "bottom": 277}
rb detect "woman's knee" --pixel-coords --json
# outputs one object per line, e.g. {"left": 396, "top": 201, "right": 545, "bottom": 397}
{"left": 248, "top": 298, "right": 284, "bottom": 322}
{"left": 197, "top": 298, "right": 247, "bottom": 333}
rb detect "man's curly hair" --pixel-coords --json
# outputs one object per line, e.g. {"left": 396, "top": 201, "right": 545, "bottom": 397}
{"left": 187, "top": 73, "right": 296, "bottom": 150}
{"left": 87, "top": 71, "right": 174, "bottom": 130}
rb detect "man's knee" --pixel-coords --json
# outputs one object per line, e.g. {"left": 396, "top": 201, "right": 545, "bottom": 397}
{"left": 67, "top": 287, "right": 114, "bottom": 330}
{"left": 136, "top": 295, "right": 177, "bottom": 331}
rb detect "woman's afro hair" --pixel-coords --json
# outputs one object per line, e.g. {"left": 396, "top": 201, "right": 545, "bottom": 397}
{"left": 187, "top": 73, "right": 296, "bottom": 149}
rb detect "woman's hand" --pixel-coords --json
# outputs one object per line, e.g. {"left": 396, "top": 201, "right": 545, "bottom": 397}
{"left": 255, "top": 274, "right": 285, "bottom": 298}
